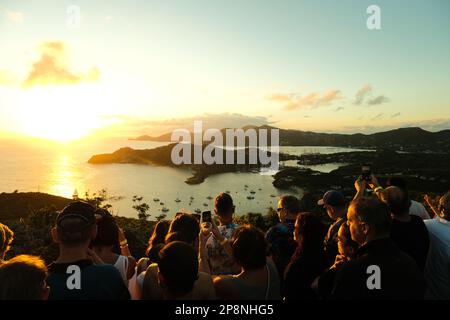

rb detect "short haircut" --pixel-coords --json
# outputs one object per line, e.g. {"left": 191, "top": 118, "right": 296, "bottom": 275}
{"left": 0, "top": 255, "right": 47, "bottom": 300}
{"left": 214, "top": 193, "right": 234, "bottom": 216}
{"left": 349, "top": 197, "right": 392, "bottom": 236}
{"left": 280, "top": 195, "right": 300, "bottom": 215}
{"left": 158, "top": 241, "right": 199, "bottom": 297}
{"left": 380, "top": 186, "right": 410, "bottom": 216}
{"left": 56, "top": 218, "right": 95, "bottom": 247}
{"left": 166, "top": 214, "right": 200, "bottom": 245}
{"left": 231, "top": 225, "right": 268, "bottom": 270}
{"left": 386, "top": 177, "right": 408, "bottom": 191}
{"left": 91, "top": 213, "right": 119, "bottom": 247}
{"left": 0, "top": 223, "right": 14, "bottom": 256}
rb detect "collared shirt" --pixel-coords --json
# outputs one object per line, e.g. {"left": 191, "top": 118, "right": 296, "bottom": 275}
{"left": 424, "top": 217, "right": 450, "bottom": 299}
{"left": 205, "top": 222, "right": 240, "bottom": 275}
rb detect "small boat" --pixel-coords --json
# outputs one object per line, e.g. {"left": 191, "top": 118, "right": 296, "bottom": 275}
{"left": 270, "top": 194, "right": 277, "bottom": 198}
{"left": 225, "top": 191, "right": 230, "bottom": 194}
{"left": 194, "top": 209, "right": 201, "bottom": 214}
{"left": 258, "top": 188, "right": 262, "bottom": 191}
{"left": 160, "top": 202, "right": 164, "bottom": 205}
{"left": 203, "top": 203, "right": 208, "bottom": 207}
{"left": 247, "top": 196, "right": 254, "bottom": 200}
{"left": 175, "top": 198, "right": 181, "bottom": 203}
{"left": 244, "top": 185, "right": 248, "bottom": 188}
{"left": 190, "top": 196, "right": 194, "bottom": 200}
{"left": 161, "top": 207, "right": 169, "bottom": 212}
{"left": 250, "top": 190, "right": 256, "bottom": 194}
{"left": 153, "top": 198, "right": 160, "bottom": 202}
{"left": 206, "top": 196, "right": 213, "bottom": 200}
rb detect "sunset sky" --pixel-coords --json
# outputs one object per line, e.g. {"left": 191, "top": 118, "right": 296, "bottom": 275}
{"left": 0, "top": 0, "right": 449, "bottom": 142}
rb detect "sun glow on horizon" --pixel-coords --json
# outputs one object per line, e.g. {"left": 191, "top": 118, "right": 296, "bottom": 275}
{"left": 16, "top": 84, "right": 115, "bottom": 142}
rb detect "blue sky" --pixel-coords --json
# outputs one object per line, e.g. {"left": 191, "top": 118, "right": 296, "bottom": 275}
{"left": 0, "top": 0, "right": 449, "bottom": 140}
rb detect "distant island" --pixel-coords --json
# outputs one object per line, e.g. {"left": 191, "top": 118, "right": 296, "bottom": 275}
{"left": 129, "top": 126, "right": 450, "bottom": 153}
{"left": 92, "top": 126, "right": 450, "bottom": 199}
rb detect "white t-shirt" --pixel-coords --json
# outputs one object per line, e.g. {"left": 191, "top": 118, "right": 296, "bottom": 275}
{"left": 409, "top": 200, "right": 430, "bottom": 220}
{"left": 424, "top": 217, "right": 450, "bottom": 299}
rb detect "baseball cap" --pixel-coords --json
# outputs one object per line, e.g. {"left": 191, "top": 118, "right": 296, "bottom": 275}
{"left": 56, "top": 201, "right": 96, "bottom": 231}
{"left": 317, "top": 190, "right": 346, "bottom": 206}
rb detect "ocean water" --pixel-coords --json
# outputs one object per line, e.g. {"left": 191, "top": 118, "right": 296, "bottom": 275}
{"left": 0, "top": 137, "right": 363, "bottom": 218}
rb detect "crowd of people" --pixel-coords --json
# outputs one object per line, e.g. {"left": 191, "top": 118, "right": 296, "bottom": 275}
{"left": 0, "top": 174, "right": 449, "bottom": 300}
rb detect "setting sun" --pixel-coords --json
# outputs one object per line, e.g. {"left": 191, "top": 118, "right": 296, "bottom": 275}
{"left": 17, "top": 84, "right": 110, "bottom": 142}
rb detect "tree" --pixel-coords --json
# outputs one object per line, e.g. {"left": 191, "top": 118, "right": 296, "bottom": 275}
{"left": 132, "top": 196, "right": 150, "bottom": 221}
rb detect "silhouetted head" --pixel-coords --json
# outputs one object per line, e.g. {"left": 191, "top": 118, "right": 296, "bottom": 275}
{"left": 146, "top": 220, "right": 170, "bottom": 257}
{"left": 52, "top": 201, "right": 97, "bottom": 248}
{"left": 277, "top": 195, "right": 300, "bottom": 223}
{"left": 231, "top": 225, "right": 268, "bottom": 271}
{"left": 347, "top": 197, "right": 391, "bottom": 246}
{"left": 0, "top": 255, "right": 49, "bottom": 300}
{"left": 337, "top": 223, "right": 359, "bottom": 259}
{"left": 0, "top": 223, "right": 14, "bottom": 260}
{"left": 91, "top": 209, "right": 119, "bottom": 250}
{"left": 317, "top": 190, "right": 347, "bottom": 220}
{"left": 214, "top": 193, "right": 235, "bottom": 223}
{"left": 158, "top": 241, "right": 199, "bottom": 299}
{"left": 166, "top": 213, "right": 200, "bottom": 247}
{"left": 293, "top": 212, "right": 327, "bottom": 256}
{"left": 379, "top": 186, "right": 411, "bottom": 218}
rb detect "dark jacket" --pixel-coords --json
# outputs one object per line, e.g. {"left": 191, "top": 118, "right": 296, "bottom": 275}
{"left": 331, "top": 238, "right": 425, "bottom": 299}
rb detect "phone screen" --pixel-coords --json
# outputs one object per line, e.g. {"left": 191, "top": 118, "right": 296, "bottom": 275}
{"left": 202, "top": 211, "right": 211, "bottom": 223}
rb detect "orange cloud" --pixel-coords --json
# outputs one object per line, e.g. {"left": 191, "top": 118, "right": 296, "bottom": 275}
{"left": 268, "top": 90, "right": 342, "bottom": 111}
{"left": 22, "top": 41, "right": 100, "bottom": 87}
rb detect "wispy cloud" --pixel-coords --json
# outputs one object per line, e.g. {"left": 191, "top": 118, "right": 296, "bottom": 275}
{"left": 354, "top": 84, "right": 372, "bottom": 105}
{"left": 371, "top": 113, "right": 384, "bottom": 120}
{"left": 6, "top": 10, "right": 23, "bottom": 24}
{"left": 353, "top": 85, "right": 389, "bottom": 106}
{"left": 22, "top": 41, "right": 100, "bottom": 87}
{"left": 368, "top": 95, "right": 389, "bottom": 106}
{"left": 391, "top": 112, "right": 401, "bottom": 118}
{"left": 334, "top": 106, "right": 344, "bottom": 112}
{"left": 268, "top": 89, "right": 342, "bottom": 111}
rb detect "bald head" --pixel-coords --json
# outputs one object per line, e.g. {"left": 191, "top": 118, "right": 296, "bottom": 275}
{"left": 380, "top": 186, "right": 410, "bottom": 218}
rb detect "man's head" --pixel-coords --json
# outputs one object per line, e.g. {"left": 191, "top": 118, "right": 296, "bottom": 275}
{"left": 214, "top": 193, "right": 235, "bottom": 224}
{"left": 379, "top": 186, "right": 410, "bottom": 218}
{"left": 346, "top": 197, "right": 391, "bottom": 246}
{"left": 438, "top": 191, "right": 450, "bottom": 220}
{"left": 157, "top": 241, "right": 199, "bottom": 298}
{"left": 51, "top": 201, "right": 97, "bottom": 248}
{"left": 317, "top": 190, "right": 347, "bottom": 220}
{"left": 0, "top": 255, "right": 49, "bottom": 300}
{"left": 277, "top": 195, "right": 300, "bottom": 223}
